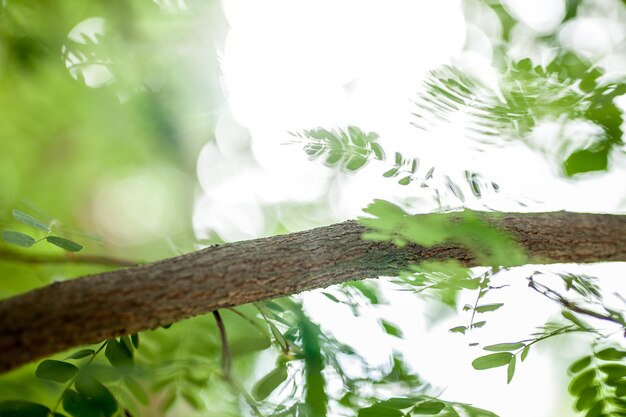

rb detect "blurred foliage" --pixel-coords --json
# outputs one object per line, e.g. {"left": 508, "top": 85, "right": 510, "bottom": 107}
{"left": 413, "top": 53, "right": 625, "bottom": 176}
{"left": 567, "top": 347, "right": 626, "bottom": 415}
{"left": 360, "top": 199, "right": 526, "bottom": 266}
{"left": 0, "top": 0, "right": 226, "bottom": 301}
{"left": 0, "top": 0, "right": 223, "bottom": 265}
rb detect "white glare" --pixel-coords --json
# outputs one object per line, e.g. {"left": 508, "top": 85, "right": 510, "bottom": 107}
{"left": 195, "top": 1, "right": 626, "bottom": 416}
{"left": 502, "top": 0, "right": 566, "bottom": 34}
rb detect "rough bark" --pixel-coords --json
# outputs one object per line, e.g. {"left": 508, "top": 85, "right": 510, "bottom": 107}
{"left": 0, "top": 211, "right": 624, "bottom": 372}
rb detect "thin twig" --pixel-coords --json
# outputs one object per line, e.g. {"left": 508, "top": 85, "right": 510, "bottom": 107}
{"left": 0, "top": 247, "right": 138, "bottom": 267}
{"left": 212, "top": 310, "right": 232, "bottom": 381}
{"left": 213, "top": 311, "right": 264, "bottom": 416}
{"left": 527, "top": 276, "right": 625, "bottom": 327}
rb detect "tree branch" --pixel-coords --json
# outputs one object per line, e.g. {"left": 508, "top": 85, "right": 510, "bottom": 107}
{"left": 0, "top": 211, "right": 624, "bottom": 372}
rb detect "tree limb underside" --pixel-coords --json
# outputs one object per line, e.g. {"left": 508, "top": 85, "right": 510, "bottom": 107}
{"left": 0, "top": 212, "right": 624, "bottom": 372}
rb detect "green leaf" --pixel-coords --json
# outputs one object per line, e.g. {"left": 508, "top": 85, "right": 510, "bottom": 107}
{"left": 361, "top": 199, "right": 407, "bottom": 224}
{"left": 370, "top": 142, "right": 385, "bottom": 160}
{"left": 605, "top": 377, "right": 626, "bottom": 388}
{"left": 446, "top": 177, "right": 465, "bottom": 202}
{"left": 520, "top": 346, "right": 530, "bottom": 362}
{"left": 583, "top": 400, "right": 604, "bottom": 417}
{"left": 595, "top": 347, "right": 626, "bottom": 361}
{"left": 383, "top": 397, "right": 422, "bottom": 409}
{"left": 12, "top": 209, "right": 49, "bottom": 231}
{"left": 321, "top": 292, "right": 340, "bottom": 303}
{"left": 75, "top": 372, "right": 117, "bottom": 417}
{"left": 475, "top": 303, "right": 504, "bottom": 313}
{"left": 120, "top": 335, "right": 134, "bottom": 356}
{"left": 575, "top": 386, "right": 599, "bottom": 411}
{"left": 413, "top": 401, "right": 446, "bottom": 414}
{"left": 298, "top": 310, "right": 327, "bottom": 416}
{"left": 568, "top": 369, "right": 596, "bottom": 395}
{"left": 325, "top": 150, "right": 342, "bottom": 166}
{"left": 63, "top": 390, "right": 100, "bottom": 417}
{"left": 383, "top": 168, "right": 399, "bottom": 178}
{"left": 381, "top": 320, "right": 403, "bottom": 338}
{"left": 458, "top": 279, "right": 481, "bottom": 290}
{"left": 346, "top": 156, "right": 368, "bottom": 171}
{"left": 506, "top": 356, "right": 516, "bottom": 384}
{"left": 562, "top": 310, "right": 590, "bottom": 330}
{"left": 579, "top": 69, "right": 600, "bottom": 93}
{"left": 1, "top": 230, "right": 36, "bottom": 247}
{"left": 610, "top": 396, "right": 626, "bottom": 408}
{"left": 35, "top": 360, "right": 78, "bottom": 383}
{"left": 0, "top": 400, "right": 51, "bottom": 417}
{"left": 472, "top": 321, "right": 486, "bottom": 329}
{"left": 268, "top": 322, "right": 288, "bottom": 352}
{"left": 564, "top": 148, "right": 608, "bottom": 176}
{"left": 472, "top": 352, "right": 513, "bottom": 370}
{"left": 358, "top": 404, "right": 403, "bottom": 417}
{"left": 66, "top": 349, "right": 95, "bottom": 360}
{"left": 131, "top": 333, "right": 140, "bottom": 349}
{"left": 516, "top": 58, "right": 532, "bottom": 72}
{"left": 105, "top": 339, "right": 133, "bottom": 370}
{"left": 483, "top": 342, "right": 525, "bottom": 352}
{"left": 46, "top": 236, "right": 83, "bottom": 252}
{"left": 449, "top": 326, "right": 467, "bottom": 334}
{"left": 598, "top": 364, "right": 626, "bottom": 380}
{"left": 569, "top": 356, "right": 592, "bottom": 374}
{"left": 345, "top": 281, "right": 381, "bottom": 305}
{"left": 252, "top": 365, "right": 288, "bottom": 400}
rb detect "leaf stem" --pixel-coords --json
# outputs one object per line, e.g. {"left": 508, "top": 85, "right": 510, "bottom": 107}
{"left": 514, "top": 325, "right": 579, "bottom": 357}
{"left": 468, "top": 283, "right": 486, "bottom": 331}
{"left": 528, "top": 277, "right": 626, "bottom": 327}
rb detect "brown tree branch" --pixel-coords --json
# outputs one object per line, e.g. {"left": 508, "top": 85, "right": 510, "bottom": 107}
{"left": 0, "top": 211, "right": 624, "bottom": 372}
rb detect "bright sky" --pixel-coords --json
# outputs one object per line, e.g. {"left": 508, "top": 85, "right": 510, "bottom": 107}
{"left": 195, "top": 1, "right": 626, "bottom": 416}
